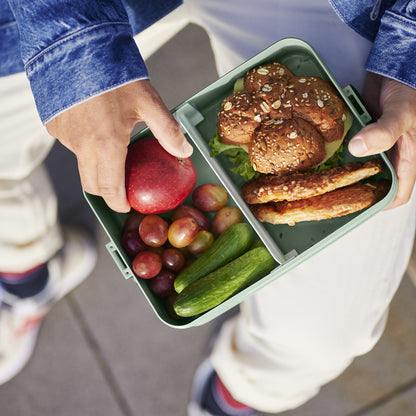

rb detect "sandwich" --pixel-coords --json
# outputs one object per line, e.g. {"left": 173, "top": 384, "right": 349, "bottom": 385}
{"left": 210, "top": 62, "right": 389, "bottom": 225}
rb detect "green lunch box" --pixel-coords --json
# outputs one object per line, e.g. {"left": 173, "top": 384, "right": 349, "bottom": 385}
{"left": 84, "top": 38, "right": 397, "bottom": 328}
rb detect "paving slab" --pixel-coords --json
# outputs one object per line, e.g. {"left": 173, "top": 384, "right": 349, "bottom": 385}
{"left": 0, "top": 296, "right": 125, "bottom": 416}
{"left": 362, "top": 386, "right": 416, "bottom": 416}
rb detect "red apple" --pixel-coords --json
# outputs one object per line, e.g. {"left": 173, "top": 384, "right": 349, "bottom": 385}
{"left": 125, "top": 138, "right": 197, "bottom": 214}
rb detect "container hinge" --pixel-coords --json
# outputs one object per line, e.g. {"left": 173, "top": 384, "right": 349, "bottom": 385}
{"left": 106, "top": 242, "right": 134, "bottom": 280}
{"left": 284, "top": 249, "right": 299, "bottom": 261}
{"left": 342, "top": 85, "right": 373, "bottom": 126}
{"left": 173, "top": 102, "right": 204, "bottom": 130}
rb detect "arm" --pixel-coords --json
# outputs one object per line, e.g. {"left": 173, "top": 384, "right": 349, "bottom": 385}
{"left": 8, "top": 0, "right": 191, "bottom": 212}
{"left": 348, "top": 1, "right": 416, "bottom": 208}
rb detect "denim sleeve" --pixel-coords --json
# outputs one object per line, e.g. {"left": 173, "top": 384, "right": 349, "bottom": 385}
{"left": 366, "top": 0, "right": 416, "bottom": 89}
{"left": 7, "top": 0, "right": 149, "bottom": 123}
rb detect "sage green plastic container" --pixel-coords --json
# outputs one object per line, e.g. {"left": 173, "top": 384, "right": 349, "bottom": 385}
{"left": 84, "top": 38, "right": 397, "bottom": 328}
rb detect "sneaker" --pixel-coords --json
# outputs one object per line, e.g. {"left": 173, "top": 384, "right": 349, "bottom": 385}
{"left": 188, "top": 358, "right": 258, "bottom": 416}
{"left": 0, "top": 227, "right": 97, "bottom": 385}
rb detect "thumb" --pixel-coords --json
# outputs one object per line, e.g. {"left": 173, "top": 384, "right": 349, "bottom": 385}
{"left": 136, "top": 80, "right": 193, "bottom": 158}
{"left": 146, "top": 109, "right": 194, "bottom": 158}
{"left": 348, "top": 79, "right": 414, "bottom": 157}
{"left": 348, "top": 112, "right": 403, "bottom": 158}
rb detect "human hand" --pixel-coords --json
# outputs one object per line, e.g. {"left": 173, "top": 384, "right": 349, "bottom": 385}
{"left": 348, "top": 74, "right": 416, "bottom": 209}
{"left": 46, "top": 80, "right": 193, "bottom": 213}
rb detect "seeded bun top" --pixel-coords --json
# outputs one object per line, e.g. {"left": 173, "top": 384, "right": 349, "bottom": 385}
{"left": 249, "top": 117, "right": 326, "bottom": 175}
{"left": 286, "top": 76, "right": 348, "bottom": 143}
{"left": 244, "top": 62, "right": 293, "bottom": 93}
{"left": 217, "top": 84, "right": 288, "bottom": 145}
{"left": 216, "top": 61, "right": 349, "bottom": 174}
{"left": 217, "top": 91, "right": 261, "bottom": 145}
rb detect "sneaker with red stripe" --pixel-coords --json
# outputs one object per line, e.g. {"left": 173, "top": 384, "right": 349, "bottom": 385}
{"left": 188, "top": 358, "right": 257, "bottom": 416}
{"left": 0, "top": 227, "right": 97, "bottom": 385}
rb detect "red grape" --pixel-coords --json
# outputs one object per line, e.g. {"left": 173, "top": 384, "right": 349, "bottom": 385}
{"left": 162, "top": 248, "right": 186, "bottom": 272}
{"left": 122, "top": 210, "right": 145, "bottom": 234}
{"left": 139, "top": 214, "right": 168, "bottom": 247}
{"left": 212, "top": 206, "right": 243, "bottom": 235}
{"left": 187, "top": 230, "right": 214, "bottom": 255}
{"left": 132, "top": 250, "right": 162, "bottom": 279}
{"left": 121, "top": 230, "right": 147, "bottom": 257}
{"left": 192, "top": 184, "right": 229, "bottom": 212}
{"left": 171, "top": 205, "right": 210, "bottom": 231}
{"left": 148, "top": 269, "right": 177, "bottom": 297}
{"left": 168, "top": 217, "right": 199, "bottom": 248}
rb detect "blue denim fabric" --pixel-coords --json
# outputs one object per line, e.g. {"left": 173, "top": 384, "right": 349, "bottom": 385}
{"left": 367, "top": 1, "right": 416, "bottom": 89}
{"left": 331, "top": 0, "right": 416, "bottom": 89}
{"left": 3, "top": 0, "right": 182, "bottom": 123}
{"left": 329, "top": 0, "right": 396, "bottom": 41}
{"left": 0, "top": 4, "right": 24, "bottom": 75}
{"left": 1, "top": 1, "right": 415, "bottom": 123}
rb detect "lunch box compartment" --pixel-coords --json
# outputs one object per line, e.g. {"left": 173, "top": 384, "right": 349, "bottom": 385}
{"left": 84, "top": 38, "right": 397, "bottom": 328}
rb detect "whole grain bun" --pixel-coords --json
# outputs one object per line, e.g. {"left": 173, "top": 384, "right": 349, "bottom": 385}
{"left": 244, "top": 62, "right": 294, "bottom": 93}
{"left": 287, "top": 76, "right": 349, "bottom": 143}
{"left": 251, "top": 85, "right": 292, "bottom": 120}
{"left": 217, "top": 91, "right": 260, "bottom": 145}
{"left": 249, "top": 117, "right": 326, "bottom": 175}
{"left": 217, "top": 84, "right": 290, "bottom": 145}
{"left": 216, "top": 61, "right": 350, "bottom": 173}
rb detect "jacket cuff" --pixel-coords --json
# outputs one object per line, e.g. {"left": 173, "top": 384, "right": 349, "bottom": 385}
{"left": 366, "top": 10, "right": 416, "bottom": 89}
{"left": 26, "top": 23, "right": 149, "bottom": 124}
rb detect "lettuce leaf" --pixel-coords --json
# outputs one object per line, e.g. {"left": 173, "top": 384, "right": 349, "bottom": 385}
{"left": 208, "top": 134, "right": 259, "bottom": 181}
{"left": 209, "top": 132, "right": 344, "bottom": 180}
{"left": 312, "top": 144, "right": 344, "bottom": 172}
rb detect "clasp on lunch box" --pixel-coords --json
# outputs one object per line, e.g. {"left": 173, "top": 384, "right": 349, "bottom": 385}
{"left": 106, "top": 242, "right": 134, "bottom": 280}
{"left": 342, "top": 85, "right": 373, "bottom": 126}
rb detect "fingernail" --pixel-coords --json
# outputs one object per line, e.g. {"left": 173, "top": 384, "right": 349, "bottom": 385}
{"left": 349, "top": 136, "right": 368, "bottom": 156}
{"left": 182, "top": 141, "right": 193, "bottom": 157}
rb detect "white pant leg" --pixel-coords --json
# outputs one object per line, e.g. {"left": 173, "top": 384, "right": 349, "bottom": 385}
{"left": 134, "top": 5, "right": 191, "bottom": 61}
{"left": 176, "top": 0, "right": 416, "bottom": 412}
{"left": 0, "top": 71, "right": 62, "bottom": 273}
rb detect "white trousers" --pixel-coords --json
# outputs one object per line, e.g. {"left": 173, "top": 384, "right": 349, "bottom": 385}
{"left": 1, "top": 1, "right": 415, "bottom": 412}
{"left": 0, "top": 72, "right": 62, "bottom": 272}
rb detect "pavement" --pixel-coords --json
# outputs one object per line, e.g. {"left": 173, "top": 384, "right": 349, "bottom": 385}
{"left": 1, "top": 24, "right": 416, "bottom": 416}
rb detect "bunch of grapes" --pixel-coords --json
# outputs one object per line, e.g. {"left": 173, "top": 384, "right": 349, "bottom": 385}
{"left": 121, "top": 184, "right": 243, "bottom": 301}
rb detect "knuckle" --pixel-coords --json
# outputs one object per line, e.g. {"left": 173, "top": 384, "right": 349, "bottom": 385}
{"left": 167, "top": 122, "right": 183, "bottom": 137}
{"left": 98, "top": 184, "right": 119, "bottom": 198}
{"left": 81, "top": 182, "right": 99, "bottom": 196}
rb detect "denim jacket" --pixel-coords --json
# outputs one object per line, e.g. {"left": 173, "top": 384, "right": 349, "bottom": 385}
{"left": 1, "top": 0, "right": 415, "bottom": 124}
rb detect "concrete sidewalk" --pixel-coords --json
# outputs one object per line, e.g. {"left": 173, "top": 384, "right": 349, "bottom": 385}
{"left": 1, "top": 24, "right": 415, "bottom": 416}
